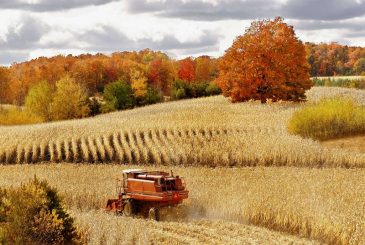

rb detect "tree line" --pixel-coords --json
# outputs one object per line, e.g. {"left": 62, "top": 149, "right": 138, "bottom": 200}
{"left": 0, "top": 42, "right": 364, "bottom": 106}
{"left": 306, "top": 42, "right": 365, "bottom": 77}
{"left": 0, "top": 51, "right": 220, "bottom": 106}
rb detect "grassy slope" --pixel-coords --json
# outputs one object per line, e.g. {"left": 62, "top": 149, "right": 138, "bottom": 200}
{"left": 0, "top": 87, "right": 365, "bottom": 167}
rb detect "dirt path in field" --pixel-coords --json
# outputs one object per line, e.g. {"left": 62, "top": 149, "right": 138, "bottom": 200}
{"left": 321, "top": 135, "right": 365, "bottom": 153}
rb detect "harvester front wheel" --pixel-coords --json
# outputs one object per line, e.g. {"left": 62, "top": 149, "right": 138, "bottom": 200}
{"left": 148, "top": 207, "right": 160, "bottom": 221}
{"left": 123, "top": 200, "right": 136, "bottom": 217}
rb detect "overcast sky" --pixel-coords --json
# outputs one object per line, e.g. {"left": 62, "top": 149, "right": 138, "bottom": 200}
{"left": 0, "top": 0, "right": 364, "bottom": 65}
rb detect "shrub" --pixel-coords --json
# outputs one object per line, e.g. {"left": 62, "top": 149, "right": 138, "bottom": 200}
{"left": 51, "top": 76, "right": 90, "bottom": 121}
{"left": 139, "top": 87, "right": 164, "bottom": 106}
{"left": 102, "top": 80, "right": 135, "bottom": 112}
{"left": 172, "top": 88, "right": 186, "bottom": 100}
{"left": 288, "top": 97, "right": 365, "bottom": 140}
{"left": 191, "top": 82, "right": 208, "bottom": 97}
{"left": 88, "top": 98, "right": 102, "bottom": 116}
{"left": 205, "top": 82, "right": 221, "bottom": 96}
{"left": 171, "top": 80, "right": 221, "bottom": 100}
{"left": 0, "top": 108, "right": 43, "bottom": 126}
{"left": 25, "top": 81, "right": 54, "bottom": 121}
{"left": 0, "top": 177, "right": 78, "bottom": 244}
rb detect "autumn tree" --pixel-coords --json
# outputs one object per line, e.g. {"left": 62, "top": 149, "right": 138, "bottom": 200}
{"left": 217, "top": 17, "right": 312, "bottom": 103}
{"left": 130, "top": 68, "right": 148, "bottom": 98}
{"left": 51, "top": 76, "right": 90, "bottom": 120}
{"left": 178, "top": 58, "right": 195, "bottom": 83}
{"left": 195, "top": 56, "right": 213, "bottom": 82}
{"left": 0, "top": 67, "right": 10, "bottom": 105}
{"left": 25, "top": 81, "right": 54, "bottom": 121}
{"left": 355, "top": 58, "right": 365, "bottom": 75}
{"left": 147, "top": 58, "right": 175, "bottom": 95}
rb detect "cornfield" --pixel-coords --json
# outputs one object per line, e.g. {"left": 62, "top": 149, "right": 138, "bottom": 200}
{"left": 1, "top": 87, "right": 365, "bottom": 244}
{"left": 0, "top": 164, "right": 363, "bottom": 244}
{"left": 0, "top": 87, "right": 365, "bottom": 167}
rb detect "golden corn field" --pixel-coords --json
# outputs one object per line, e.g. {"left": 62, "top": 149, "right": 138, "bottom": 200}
{"left": 1, "top": 87, "right": 365, "bottom": 244}
{"left": 0, "top": 87, "right": 365, "bottom": 167}
{"left": 0, "top": 164, "right": 350, "bottom": 245}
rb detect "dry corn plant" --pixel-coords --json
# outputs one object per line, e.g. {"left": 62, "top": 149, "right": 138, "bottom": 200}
{"left": 0, "top": 164, "right": 364, "bottom": 244}
{"left": 0, "top": 87, "right": 365, "bottom": 167}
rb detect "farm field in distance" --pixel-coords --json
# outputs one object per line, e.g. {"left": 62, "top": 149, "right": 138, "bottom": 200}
{"left": 1, "top": 86, "right": 365, "bottom": 244}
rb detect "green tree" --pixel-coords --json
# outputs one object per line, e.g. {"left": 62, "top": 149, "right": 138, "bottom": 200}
{"left": 102, "top": 80, "right": 135, "bottom": 112}
{"left": 25, "top": 81, "right": 54, "bottom": 121}
{"left": 51, "top": 76, "right": 90, "bottom": 120}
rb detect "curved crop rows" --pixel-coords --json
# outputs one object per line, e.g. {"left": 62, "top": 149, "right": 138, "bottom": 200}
{"left": 1, "top": 87, "right": 365, "bottom": 167}
{"left": 0, "top": 126, "right": 364, "bottom": 167}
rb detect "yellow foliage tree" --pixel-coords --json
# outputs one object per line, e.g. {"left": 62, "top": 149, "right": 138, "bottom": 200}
{"left": 51, "top": 76, "right": 90, "bottom": 120}
{"left": 130, "top": 69, "right": 148, "bottom": 98}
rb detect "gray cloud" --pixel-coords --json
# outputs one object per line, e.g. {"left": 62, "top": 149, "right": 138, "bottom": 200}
{"left": 0, "top": 17, "right": 48, "bottom": 50}
{"left": 0, "top": 0, "right": 119, "bottom": 12}
{"left": 126, "top": 0, "right": 365, "bottom": 21}
{"left": 127, "top": 0, "right": 280, "bottom": 21}
{"left": 283, "top": 0, "right": 365, "bottom": 20}
{"left": 79, "top": 25, "right": 221, "bottom": 52}
{"left": 0, "top": 16, "right": 48, "bottom": 65}
{"left": 0, "top": 51, "right": 29, "bottom": 66}
{"left": 292, "top": 20, "right": 364, "bottom": 31}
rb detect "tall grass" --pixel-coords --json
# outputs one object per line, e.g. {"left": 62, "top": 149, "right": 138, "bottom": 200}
{"left": 288, "top": 97, "right": 365, "bottom": 140}
{"left": 0, "top": 108, "right": 43, "bottom": 126}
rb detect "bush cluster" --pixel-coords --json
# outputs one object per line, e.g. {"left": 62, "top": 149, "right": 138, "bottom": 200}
{"left": 171, "top": 80, "right": 221, "bottom": 100}
{"left": 0, "top": 178, "right": 78, "bottom": 245}
{"left": 101, "top": 80, "right": 164, "bottom": 112}
{"left": 288, "top": 96, "right": 365, "bottom": 140}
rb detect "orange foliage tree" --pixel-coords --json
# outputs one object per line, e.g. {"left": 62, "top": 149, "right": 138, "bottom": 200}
{"left": 147, "top": 58, "right": 175, "bottom": 95}
{"left": 195, "top": 56, "right": 212, "bottom": 82}
{"left": 178, "top": 57, "right": 195, "bottom": 83}
{"left": 217, "top": 17, "right": 312, "bottom": 103}
{"left": 0, "top": 67, "right": 10, "bottom": 104}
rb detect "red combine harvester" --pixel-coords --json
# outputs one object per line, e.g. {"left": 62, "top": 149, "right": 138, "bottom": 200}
{"left": 106, "top": 169, "right": 189, "bottom": 220}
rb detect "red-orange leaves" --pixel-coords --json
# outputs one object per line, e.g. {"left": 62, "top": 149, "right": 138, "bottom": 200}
{"left": 216, "top": 17, "right": 312, "bottom": 103}
{"left": 178, "top": 58, "right": 195, "bottom": 83}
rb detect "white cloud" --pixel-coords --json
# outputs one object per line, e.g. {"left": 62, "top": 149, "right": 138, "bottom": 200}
{"left": 0, "top": 0, "right": 364, "bottom": 65}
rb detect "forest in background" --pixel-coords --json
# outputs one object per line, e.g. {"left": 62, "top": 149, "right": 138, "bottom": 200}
{"left": 0, "top": 42, "right": 364, "bottom": 106}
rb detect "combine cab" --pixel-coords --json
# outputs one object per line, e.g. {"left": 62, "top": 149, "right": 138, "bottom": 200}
{"left": 105, "top": 169, "right": 189, "bottom": 220}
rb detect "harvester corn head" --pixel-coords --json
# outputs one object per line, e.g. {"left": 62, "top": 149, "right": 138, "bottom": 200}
{"left": 106, "top": 169, "right": 189, "bottom": 220}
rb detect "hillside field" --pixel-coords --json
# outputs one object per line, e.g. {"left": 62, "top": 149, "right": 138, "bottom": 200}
{"left": 1, "top": 87, "right": 365, "bottom": 244}
{"left": 1, "top": 87, "right": 365, "bottom": 167}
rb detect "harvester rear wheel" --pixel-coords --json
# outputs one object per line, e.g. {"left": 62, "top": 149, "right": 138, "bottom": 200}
{"left": 148, "top": 207, "right": 160, "bottom": 221}
{"left": 123, "top": 200, "right": 136, "bottom": 217}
